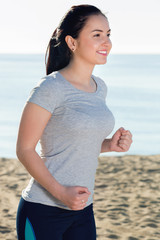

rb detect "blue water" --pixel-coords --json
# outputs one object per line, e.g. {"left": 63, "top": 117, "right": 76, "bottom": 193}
{"left": 0, "top": 54, "right": 160, "bottom": 158}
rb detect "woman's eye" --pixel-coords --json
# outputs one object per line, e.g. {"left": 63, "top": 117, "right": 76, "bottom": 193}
{"left": 93, "top": 34, "right": 100, "bottom": 37}
{"left": 107, "top": 33, "right": 111, "bottom": 37}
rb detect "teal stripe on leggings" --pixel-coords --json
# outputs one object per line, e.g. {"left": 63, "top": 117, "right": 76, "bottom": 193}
{"left": 25, "top": 218, "right": 36, "bottom": 240}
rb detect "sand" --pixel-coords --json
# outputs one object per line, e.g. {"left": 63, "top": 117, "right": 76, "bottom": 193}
{"left": 0, "top": 155, "right": 160, "bottom": 240}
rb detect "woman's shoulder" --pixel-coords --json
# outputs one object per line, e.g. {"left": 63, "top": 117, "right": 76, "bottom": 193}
{"left": 38, "top": 71, "right": 62, "bottom": 88}
{"left": 32, "top": 72, "right": 66, "bottom": 99}
{"left": 27, "top": 72, "right": 64, "bottom": 113}
{"left": 28, "top": 71, "right": 65, "bottom": 101}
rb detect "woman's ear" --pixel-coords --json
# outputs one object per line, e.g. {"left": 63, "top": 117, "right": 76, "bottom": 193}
{"left": 65, "top": 35, "right": 76, "bottom": 52}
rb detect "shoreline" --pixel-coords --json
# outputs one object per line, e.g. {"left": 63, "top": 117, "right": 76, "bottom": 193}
{"left": 0, "top": 155, "right": 160, "bottom": 239}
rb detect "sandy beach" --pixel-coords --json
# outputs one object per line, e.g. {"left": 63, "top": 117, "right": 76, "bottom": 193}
{"left": 0, "top": 155, "right": 160, "bottom": 240}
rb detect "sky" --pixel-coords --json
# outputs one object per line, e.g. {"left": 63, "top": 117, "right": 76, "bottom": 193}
{"left": 0, "top": 0, "right": 160, "bottom": 54}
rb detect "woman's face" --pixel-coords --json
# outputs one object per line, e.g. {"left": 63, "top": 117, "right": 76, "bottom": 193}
{"left": 73, "top": 14, "right": 112, "bottom": 66}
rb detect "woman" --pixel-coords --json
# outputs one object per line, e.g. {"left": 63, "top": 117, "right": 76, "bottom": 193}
{"left": 16, "top": 4, "right": 132, "bottom": 240}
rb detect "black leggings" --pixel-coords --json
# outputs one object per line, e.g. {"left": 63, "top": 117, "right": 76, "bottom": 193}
{"left": 16, "top": 198, "right": 96, "bottom": 240}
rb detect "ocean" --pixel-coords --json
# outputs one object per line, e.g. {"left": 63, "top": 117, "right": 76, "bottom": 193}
{"left": 0, "top": 54, "right": 160, "bottom": 158}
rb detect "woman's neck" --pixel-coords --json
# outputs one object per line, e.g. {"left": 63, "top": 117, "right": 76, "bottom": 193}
{"left": 59, "top": 59, "right": 97, "bottom": 92}
{"left": 59, "top": 59, "right": 95, "bottom": 86}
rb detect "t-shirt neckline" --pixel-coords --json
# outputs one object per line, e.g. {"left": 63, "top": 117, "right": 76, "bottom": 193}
{"left": 57, "top": 71, "right": 99, "bottom": 95}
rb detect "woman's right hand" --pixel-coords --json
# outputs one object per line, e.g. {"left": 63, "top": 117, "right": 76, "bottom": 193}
{"left": 58, "top": 186, "right": 91, "bottom": 210}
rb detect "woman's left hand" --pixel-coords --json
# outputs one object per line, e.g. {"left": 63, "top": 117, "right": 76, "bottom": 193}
{"left": 109, "top": 127, "right": 133, "bottom": 152}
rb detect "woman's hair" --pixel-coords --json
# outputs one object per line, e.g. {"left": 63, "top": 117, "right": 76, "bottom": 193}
{"left": 45, "top": 4, "right": 106, "bottom": 75}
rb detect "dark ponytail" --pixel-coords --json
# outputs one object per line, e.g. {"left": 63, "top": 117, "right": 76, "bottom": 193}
{"left": 45, "top": 5, "right": 106, "bottom": 75}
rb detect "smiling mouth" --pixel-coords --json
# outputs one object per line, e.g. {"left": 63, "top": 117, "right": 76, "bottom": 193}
{"left": 97, "top": 50, "right": 107, "bottom": 56}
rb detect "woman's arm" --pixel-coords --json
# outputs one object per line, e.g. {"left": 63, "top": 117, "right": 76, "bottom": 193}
{"left": 16, "top": 102, "right": 90, "bottom": 210}
{"left": 101, "top": 127, "right": 133, "bottom": 153}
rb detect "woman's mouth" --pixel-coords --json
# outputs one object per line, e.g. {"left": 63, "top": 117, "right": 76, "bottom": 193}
{"left": 97, "top": 50, "right": 107, "bottom": 56}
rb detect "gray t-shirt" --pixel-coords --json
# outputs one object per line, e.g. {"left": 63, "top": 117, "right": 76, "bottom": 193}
{"left": 22, "top": 71, "right": 115, "bottom": 209}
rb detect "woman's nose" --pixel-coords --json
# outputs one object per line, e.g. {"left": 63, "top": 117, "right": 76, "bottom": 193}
{"left": 103, "top": 36, "right": 112, "bottom": 46}
{"left": 105, "top": 35, "right": 111, "bottom": 43}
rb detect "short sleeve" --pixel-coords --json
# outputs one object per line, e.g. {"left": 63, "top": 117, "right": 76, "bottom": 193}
{"left": 27, "top": 76, "right": 61, "bottom": 113}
